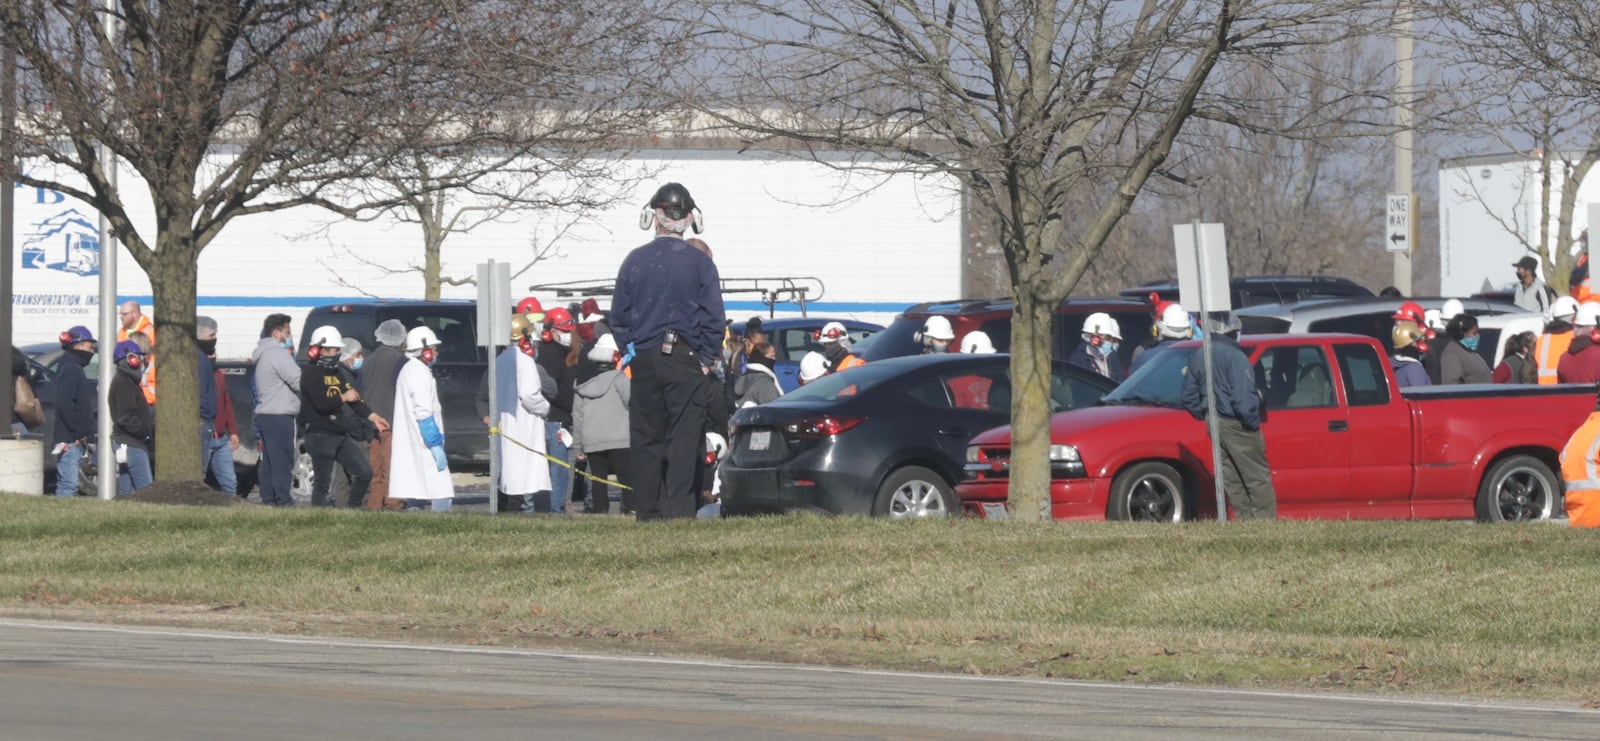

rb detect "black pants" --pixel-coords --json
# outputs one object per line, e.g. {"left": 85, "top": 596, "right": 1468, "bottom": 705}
{"left": 306, "top": 430, "right": 371, "bottom": 508}
{"left": 628, "top": 350, "right": 710, "bottom": 521}
{"left": 586, "top": 448, "right": 632, "bottom": 514}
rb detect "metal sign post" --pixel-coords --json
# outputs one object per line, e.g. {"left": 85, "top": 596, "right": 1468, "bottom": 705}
{"left": 1174, "top": 222, "right": 1231, "bottom": 521}
{"left": 476, "top": 260, "right": 511, "bottom": 514}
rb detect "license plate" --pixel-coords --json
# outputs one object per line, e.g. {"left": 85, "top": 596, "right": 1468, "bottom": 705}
{"left": 981, "top": 502, "right": 1009, "bottom": 520}
{"left": 748, "top": 430, "right": 772, "bottom": 451}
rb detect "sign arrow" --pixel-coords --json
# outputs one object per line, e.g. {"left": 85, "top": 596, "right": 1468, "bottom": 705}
{"left": 1390, "top": 233, "right": 1406, "bottom": 243}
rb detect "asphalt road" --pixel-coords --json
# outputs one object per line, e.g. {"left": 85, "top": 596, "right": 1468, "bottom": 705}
{"left": 0, "top": 619, "right": 1591, "bottom": 740}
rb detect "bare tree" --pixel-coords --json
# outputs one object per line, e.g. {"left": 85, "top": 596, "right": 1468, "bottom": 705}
{"left": 0, "top": 1, "right": 527, "bottom": 482}
{"left": 1422, "top": 0, "right": 1600, "bottom": 293}
{"left": 694, "top": 0, "right": 1393, "bottom": 519}
{"left": 309, "top": 0, "right": 678, "bottom": 299}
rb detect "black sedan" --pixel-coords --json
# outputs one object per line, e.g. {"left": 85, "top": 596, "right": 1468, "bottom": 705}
{"left": 720, "top": 354, "right": 1118, "bottom": 518}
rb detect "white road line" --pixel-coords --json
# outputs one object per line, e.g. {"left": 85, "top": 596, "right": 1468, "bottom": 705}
{"left": 0, "top": 617, "right": 1590, "bottom": 716}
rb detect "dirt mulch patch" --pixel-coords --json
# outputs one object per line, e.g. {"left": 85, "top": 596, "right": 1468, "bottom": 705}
{"left": 124, "top": 480, "right": 249, "bottom": 507}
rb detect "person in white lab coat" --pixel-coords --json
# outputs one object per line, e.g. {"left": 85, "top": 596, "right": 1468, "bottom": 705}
{"left": 390, "top": 326, "right": 455, "bottom": 511}
{"left": 490, "top": 313, "right": 553, "bottom": 512}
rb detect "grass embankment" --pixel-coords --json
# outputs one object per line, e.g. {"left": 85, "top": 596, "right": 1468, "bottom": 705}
{"left": 0, "top": 495, "right": 1595, "bottom": 702}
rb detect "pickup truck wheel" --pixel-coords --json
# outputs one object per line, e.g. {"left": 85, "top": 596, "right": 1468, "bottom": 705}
{"left": 1108, "top": 462, "right": 1187, "bottom": 523}
{"left": 873, "top": 466, "right": 956, "bottom": 519}
{"left": 1476, "top": 455, "right": 1558, "bottom": 523}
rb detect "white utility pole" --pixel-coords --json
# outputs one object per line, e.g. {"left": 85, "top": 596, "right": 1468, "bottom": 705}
{"left": 95, "top": 0, "right": 119, "bottom": 501}
{"left": 1392, "top": 0, "right": 1414, "bottom": 294}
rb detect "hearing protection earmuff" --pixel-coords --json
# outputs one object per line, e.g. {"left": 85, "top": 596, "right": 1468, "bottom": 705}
{"left": 122, "top": 352, "right": 142, "bottom": 370}
{"left": 637, "top": 206, "right": 706, "bottom": 234}
{"left": 814, "top": 326, "right": 845, "bottom": 343}
{"left": 420, "top": 344, "right": 437, "bottom": 365}
{"left": 58, "top": 331, "right": 72, "bottom": 345}
{"left": 307, "top": 345, "right": 321, "bottom": 360}
{"left": 517, "top": 334, "right": 535, "bottom": 356}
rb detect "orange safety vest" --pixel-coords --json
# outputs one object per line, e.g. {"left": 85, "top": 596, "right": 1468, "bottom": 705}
{"left": 118, "top": 315, "right": 158, "bottom": 404}
{"left": 837, "top": 354, "right": 865, "bottom": 371}
{"left": 1536, "top": 329, "right": 1573, "bottom": 385}
{"left": 1558, "top": 411, "right": 1600, "bottom": 527}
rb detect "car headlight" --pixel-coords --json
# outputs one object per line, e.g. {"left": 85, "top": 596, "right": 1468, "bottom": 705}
{"left": 1048, "top": 444, "right": 1081, "bottom": 463}
{"left": 965, "top": 445, "right": 980, "bottom": 464}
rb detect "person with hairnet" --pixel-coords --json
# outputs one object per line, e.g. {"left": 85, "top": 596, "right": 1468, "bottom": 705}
{"left": 1180, "top": 312, "right": 1276, "bottom": 520}
{"left": 361, "top": 319, "right": 410, "bottom": 509}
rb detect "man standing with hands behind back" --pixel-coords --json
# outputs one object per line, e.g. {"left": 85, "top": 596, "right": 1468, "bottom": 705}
{"left": 610, "top": 182, "right": 726, "bottom": 521}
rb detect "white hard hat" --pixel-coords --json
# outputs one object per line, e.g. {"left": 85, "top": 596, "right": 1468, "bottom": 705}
{"left": 1440, "top": 298, "right": 1465, "bottom": 321}
{"left": 405, "top": 326, "right": 441, "bottom": 355}
{"left": 1082, "top": 312, "right": 1112, "bottom": 337}
{"left": 1423, "top": 309, "right": 1445, "bottom": 332}
{"left": 1551, "top": 295, "right": 1580, "bottom": 320}
{"left": 1158, "top": 304, "right": 1192, "bottom": 339}
{"left": 309, "top": 325, "right": 343, "bottom": 349}
{"left": 798, "top": 351, "right": 828, "bottom": 383}
{"left": 817, "top": 321, "right": 848, "bottom": 344}
{"left": 1103, "top": 317, "right": 1122, "bottom": 341}
{"left": 959, "top": 331, "right": 996, "bottom": 354}
{"left": 587, "top": 332, "right": 619, "bottom": 363}
{"left": 1577, "top": 301, "right": 1600, "bottom": 327}
{"left": 921, "top": 316, "right": 954, "bottom": 341}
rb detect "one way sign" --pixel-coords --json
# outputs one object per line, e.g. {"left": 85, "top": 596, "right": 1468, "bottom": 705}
{"left": 1386, "top": 193, "right": 1413, "bottom": 253}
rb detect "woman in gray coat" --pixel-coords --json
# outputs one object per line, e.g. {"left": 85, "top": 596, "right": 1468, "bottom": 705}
{"left": 733, "top": 341, "right": 782, "bottom": 408}
{"left": 1440, "top": 314, "right": 1493, "bottom": 385}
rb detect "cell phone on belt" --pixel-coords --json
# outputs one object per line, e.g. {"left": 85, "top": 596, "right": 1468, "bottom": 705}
{"left": 663, "top": 330, "right": 677, "bottom": 355}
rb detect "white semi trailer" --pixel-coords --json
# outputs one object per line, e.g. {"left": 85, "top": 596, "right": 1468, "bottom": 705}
{"left": 1438, "top": 152, "right": 1599, "bottom": 297}
{"left": 9, "top": 149, "right": 964, "bottom": 359}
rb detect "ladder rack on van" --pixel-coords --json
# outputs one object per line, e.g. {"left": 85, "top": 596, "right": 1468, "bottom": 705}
{"left": 528, "top": 276, "right": 827, "bottom": 318}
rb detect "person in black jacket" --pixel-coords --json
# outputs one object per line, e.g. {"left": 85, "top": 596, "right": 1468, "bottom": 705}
{"left": 536, "top": 308, "right": 578, "bottom": 514}
{"left": 110, "top": 340, "right": 154, "bottom": 495}
{"left": 52, "top": 326, "right": 98, "bottom": 496}
{"left": 300, "top": 327, "right": 388, "bottom": 507}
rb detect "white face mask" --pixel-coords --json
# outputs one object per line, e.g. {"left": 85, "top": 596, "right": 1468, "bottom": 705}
{"left": 555, "top": 331, "right": 572, "bottom": 347}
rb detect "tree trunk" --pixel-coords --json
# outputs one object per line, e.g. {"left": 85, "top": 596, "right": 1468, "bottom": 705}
{"left": 149, "top": 235, "right": 203, "bottom": 483}
{"left": 1007, "top": 287, "right": 1054, "bottom": 522}
{"left": 424, "top": 230, "right": 443, "bottom": 301}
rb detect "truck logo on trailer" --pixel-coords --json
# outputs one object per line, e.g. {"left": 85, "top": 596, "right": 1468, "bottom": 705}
{"left": 20, "top": 208, "right": 99, "bottom": 277}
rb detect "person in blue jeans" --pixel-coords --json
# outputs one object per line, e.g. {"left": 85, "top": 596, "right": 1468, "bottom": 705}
{"left": 251, "top": 314, "right": 302, "bottom": 506}
{"left": 197, "top": 316, "right": 239, "bottom": 495}
{"left": 535, "top": 308, "right": 578, "bottom": 513}
{"left": 52, "top": 326, "right": 99, "bottom": 496}
{"left": 110, "top": 341, "right": 154, "bottom": 495}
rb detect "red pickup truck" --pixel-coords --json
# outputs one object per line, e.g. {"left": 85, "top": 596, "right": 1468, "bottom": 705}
{"left": 958, "top": 334, "right": 1594, "bottom": 522}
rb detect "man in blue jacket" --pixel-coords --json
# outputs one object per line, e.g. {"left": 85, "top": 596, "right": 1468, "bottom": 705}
{"left": 52, "top": 326, "right": 98, "bottom": 496}
{"left": 1180, "top": 313, "right": 1276, "bottom": 520}
{"left": 610, "top": 182, "right": 726, "bottom": 520}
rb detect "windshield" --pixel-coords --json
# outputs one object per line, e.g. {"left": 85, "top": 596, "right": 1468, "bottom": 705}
{"left": 858, "top": 316, "right": 925, "bottom": 361}
{"left": 776, "top": 362, "right": 901, "bottom": 402}
{"left": 1101, "top": 346, "right": 1195, "bottom": 407}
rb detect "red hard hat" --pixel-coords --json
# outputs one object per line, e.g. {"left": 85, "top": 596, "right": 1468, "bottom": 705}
{"left": 546, "top": 308, "right": 575, "bottom": 332}
{"left": 1391, "top": 300, "right": 1425, "bottom": 326}
{"left": 517, "top": 297, "right": 545, "bottom": 319}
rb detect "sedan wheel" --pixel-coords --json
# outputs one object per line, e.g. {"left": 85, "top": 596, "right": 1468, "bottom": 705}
{"left": 873, "top": 466, "right": 955, "bottom": 519}
{"left": 1476, "top": 455, "right": 1558, "bottom": 522}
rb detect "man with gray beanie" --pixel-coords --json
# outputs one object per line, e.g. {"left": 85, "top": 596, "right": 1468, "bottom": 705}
{"left": 196, "top": 316, "right": 237, "bottom": 494}
{"left": 1179, "top": 312, "right": 1276, "bottom": 520}
{"left": 362, "top": 319, "right": 409, "bottom": 509}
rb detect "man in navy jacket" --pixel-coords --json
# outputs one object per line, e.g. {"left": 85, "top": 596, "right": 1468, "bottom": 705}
{"left": 53, "top": 326, "right": 98, "bottom": 496}
{"left": 1181, "top": 313, "right": 1276, "bottom": 520}
{"left": 610, "top": 183, "right": 726, "bottom": 520}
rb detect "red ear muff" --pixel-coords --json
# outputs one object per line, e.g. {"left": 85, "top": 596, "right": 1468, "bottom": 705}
{"left": 123, "top": 353, "right": 141, "bottom": 369}
{"left": 59, "top": 331, "right": 72, "bottom": 344}
{"left": 1590, "top": 327, "right": 1600, "bottom": 344}
{"left": 517, "top": 336, "right": 535, "bottom": 356}
{"left": 541, "top": 329, "right": 554, "bottom": 343}
{"left": 421, "top": 346, "right": 436, "bottom": 364}
{"left": 1089, "top": 335, "right": 1103, "bottom": 348}
{"left": 307, "top": 346, "right": 321, "bottom": 360}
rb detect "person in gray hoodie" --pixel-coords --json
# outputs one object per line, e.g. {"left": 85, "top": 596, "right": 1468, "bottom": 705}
{"left": 733, "top": 341, "right": 781, "bottom": 408}
{"left": 251, "top": 313, "right": 302, "bottom": 506}
{"left": 572, "top": 333, "right": 632, "bottom": 514}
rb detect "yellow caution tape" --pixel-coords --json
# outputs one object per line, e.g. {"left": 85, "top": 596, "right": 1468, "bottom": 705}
{"left": 488, "top": 426, "right": 632, "bottom": 491}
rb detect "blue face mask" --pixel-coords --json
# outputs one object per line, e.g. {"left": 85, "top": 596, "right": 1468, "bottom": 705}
{"left": 351, "top": 357, "right": 364, "bottom": 371}
{"left": 1104, "top": 340, "right": 1120, "bottom": 354}
{"left": 1460, "top": 335, "right": 1480, "bottom": 351}
{"left": 281, "top": 337, "right": 294, "bottom": 350}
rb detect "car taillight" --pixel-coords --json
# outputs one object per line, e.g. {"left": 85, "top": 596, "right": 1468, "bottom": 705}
{"left": 784, "top": 416, "right": 864, "bottom": 437}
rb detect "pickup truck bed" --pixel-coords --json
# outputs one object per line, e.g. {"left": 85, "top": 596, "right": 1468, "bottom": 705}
{"left": 958, "top": 334, "right": 1594, "bottom": 522}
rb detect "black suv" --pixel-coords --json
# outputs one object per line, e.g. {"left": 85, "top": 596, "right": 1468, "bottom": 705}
{"left": 1118, "top": 275, "right": 1374, "bottom": 308}
{"left": 858, "top": 297, "right": 1157, "bottom": 372}
{"left": 299, "top": 301, "right": 489, "bottom": 469}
